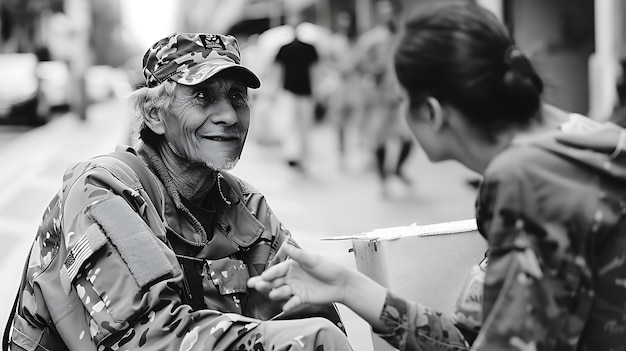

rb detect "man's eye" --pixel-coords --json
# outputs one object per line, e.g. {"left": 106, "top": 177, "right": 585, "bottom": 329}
{"left": 230, "top": 91, "right": 248, "bottom": 108}
{"left": 195, "top": 91, "right": 214, "bottom": 105}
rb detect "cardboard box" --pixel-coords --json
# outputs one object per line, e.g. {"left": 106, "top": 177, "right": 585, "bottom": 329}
{"left": 325, "top": 219, "right": 488, "bottom": 351}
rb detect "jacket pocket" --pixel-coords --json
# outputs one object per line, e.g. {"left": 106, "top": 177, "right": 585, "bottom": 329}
{"left": 10, "top": 313, "right": 69, "bottom": 351}
{"left": 206, "top": 257, "right": 249, "bottom": 295}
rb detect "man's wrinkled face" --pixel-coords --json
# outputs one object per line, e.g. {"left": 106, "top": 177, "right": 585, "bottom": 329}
{"left": 163, "top": 76, "right": 250, "bottom": 170}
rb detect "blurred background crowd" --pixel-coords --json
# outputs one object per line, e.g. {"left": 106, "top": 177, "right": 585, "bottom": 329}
{"left": 0, "top": 1, "right": 621, "bottom": 123}
{"left": 2, "top": 0, "right": 625, "bottom": 195}
{"left": 0, "top": 0, "right": 623, "bottom": 137}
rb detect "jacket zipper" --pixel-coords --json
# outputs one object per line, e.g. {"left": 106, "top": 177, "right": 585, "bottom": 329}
{"left": 165, "top": 226, "right": 205, "bottom": 248}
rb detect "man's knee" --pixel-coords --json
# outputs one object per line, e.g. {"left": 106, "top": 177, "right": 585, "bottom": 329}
{"left": 252, "top": 318, "right": 352, "bottom": 350}
{"left": 307, "top": 317, "right": 352, "bottom": 348}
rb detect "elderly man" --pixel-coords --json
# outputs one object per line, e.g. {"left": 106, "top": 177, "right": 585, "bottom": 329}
{"left": 5, "top": 33, "right": 349, "bottom": 351}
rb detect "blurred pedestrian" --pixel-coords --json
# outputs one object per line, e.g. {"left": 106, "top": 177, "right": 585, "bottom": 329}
{"left": 249, "top": 2, "right": 626, "bottom": 350}
{"left": 4, "top": 32, "right": 349, "bottom": 351}
{"left": 274, "top": 12, "right": 320, "bottom": 173}
{"left": 356, "top": 0, "right": 414, "bottom": 197}
{"left": 324, "top": 10, "right": 365, "bottom": 169}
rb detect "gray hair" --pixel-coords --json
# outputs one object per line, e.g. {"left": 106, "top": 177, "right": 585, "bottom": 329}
{"left": 127, "top": 81, "right": 177, "bottom": 141}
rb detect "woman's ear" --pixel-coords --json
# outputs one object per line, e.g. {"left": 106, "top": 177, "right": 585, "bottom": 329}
{"left": 425, "top": 97, "right": 445, "bottom": 131}
{"left": 143, "top": 107, "right": 166, "bottom": 135}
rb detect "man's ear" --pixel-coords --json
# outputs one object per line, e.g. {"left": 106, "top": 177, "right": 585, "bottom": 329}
{"left": 425, "top": 97, "right": 445, "bottom": 131}
{"left": 143, "top": 107, "right": 166, "bottom": 135}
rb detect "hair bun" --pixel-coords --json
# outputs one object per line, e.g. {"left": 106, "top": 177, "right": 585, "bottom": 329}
{"left": 504, "top": 46, "right": 533, "bottom": 77}
{"left": 500, "top": 46, "right": 543, "bottom": 121}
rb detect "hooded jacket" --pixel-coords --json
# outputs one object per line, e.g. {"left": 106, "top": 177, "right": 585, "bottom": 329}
{"left": 372, "top": 117, "right": 626, "bottom": 350}
{"left": 8, "top": 142, "right": 343, "bottom": 351}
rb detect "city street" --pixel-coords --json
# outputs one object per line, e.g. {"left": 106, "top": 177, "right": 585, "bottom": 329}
{"left": 0, "top": 98, "right": 479, "bottom": 350}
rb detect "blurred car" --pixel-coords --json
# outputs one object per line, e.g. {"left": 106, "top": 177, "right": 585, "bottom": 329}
{"left": 85, "top": 65, "right": 133, "bottom": 103}
{"left": 0, "top": 53, "right": 69, "bottom": 125}
{"left": 37, "top": 60, "right": 70, "bottom": 114}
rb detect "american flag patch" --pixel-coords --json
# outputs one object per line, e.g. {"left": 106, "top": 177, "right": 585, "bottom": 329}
{"left": 63, "top": 235, "right": 93, "bottom": 281}
{"left": 60, "top": 223, "right": 108, "bottom": 294}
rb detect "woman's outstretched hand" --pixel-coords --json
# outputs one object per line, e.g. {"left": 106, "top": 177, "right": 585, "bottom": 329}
{"left": 249, "top": 244, "right": 389, "bottom": 330}
{"left": 247, "top": 245, "right": 351, "bottom": 311}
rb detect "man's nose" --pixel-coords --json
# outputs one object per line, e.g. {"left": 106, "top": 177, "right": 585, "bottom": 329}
{"left": 210, "top": 98, "right": 238, "bottom": 125}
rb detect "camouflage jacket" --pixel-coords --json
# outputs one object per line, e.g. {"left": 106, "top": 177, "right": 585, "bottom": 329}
{"left": 8, "top": 143, "right": 342, "bottom": 350}
{"left": 373, "top": 119, "right": 626, "bottom": 350}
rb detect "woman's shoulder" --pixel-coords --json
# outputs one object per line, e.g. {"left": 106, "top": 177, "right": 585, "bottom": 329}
{"left": 485, "top": 113, "right": 608, "bottom": 182}
{"left": 484, "top": 142, "right": 555, "bottom": 181}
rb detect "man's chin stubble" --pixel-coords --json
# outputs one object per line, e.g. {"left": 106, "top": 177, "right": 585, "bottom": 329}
{"left": 202, "top": 157, "right": 240, "bottom": 171}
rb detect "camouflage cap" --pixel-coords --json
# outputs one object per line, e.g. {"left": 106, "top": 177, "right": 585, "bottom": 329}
{"left": 142, "top": 33, "right": 260, "bottom": 89}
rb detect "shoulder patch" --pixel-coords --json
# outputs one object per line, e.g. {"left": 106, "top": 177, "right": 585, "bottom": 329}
{"left": 88, "top": 196, "right": 175, "bottom": 287}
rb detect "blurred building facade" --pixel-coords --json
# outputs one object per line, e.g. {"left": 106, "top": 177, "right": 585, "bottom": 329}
{"left": 177, "top": 0, "right": 625, "bottom": 121}
{"left": 0, "top": 0, "right": 624, "bottom": 121}
{"left": 477, "top": 0, "right": 623, "bottom": 121}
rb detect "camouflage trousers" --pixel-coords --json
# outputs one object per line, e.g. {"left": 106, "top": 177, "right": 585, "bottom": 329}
{"left": 229, "top": 317, "right": 353, "bottom": 351}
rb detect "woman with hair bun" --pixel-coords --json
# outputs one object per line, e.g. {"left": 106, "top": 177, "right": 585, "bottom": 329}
{"left": 249, "top": 2, "right": 626, "bottom": 350}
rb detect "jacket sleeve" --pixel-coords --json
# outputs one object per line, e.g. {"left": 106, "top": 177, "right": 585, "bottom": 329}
{"left": 28, "top": 161, "right": 264, "bottom": 350}
{"left": 373, "top": 292, "right": 470, "bottom": 351}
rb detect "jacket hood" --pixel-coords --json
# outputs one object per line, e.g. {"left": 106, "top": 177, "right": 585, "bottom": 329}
{"left": 527, "top": 115, "right": 626, "bottom": 183}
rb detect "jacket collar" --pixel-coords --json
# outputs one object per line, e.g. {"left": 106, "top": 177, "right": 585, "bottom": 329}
{"left": 135, "top": 142, "right": 264, "bottom": 252}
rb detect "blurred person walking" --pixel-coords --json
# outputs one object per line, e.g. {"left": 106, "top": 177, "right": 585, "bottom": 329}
{"left": 356, "top": 0, "right": 414, "bottom": 197}
{"left": 324, "top": 11, "right": 366, "bottom": 170}
{"left": 274, "top": 13, "right": 320, "bottom": 173}
{"left": 249, "top": 2, "right": 626, "bottom": 350}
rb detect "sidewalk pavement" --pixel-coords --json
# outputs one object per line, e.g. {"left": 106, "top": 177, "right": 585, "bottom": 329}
{"left": 0, "top": 98, "right": 479, "bottom": 351}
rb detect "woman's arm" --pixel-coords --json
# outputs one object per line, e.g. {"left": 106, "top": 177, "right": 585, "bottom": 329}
{"left": 248, "top": 244, "right": 469, "bottom": 351}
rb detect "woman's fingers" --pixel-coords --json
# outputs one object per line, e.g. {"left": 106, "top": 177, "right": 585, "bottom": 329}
{"left": 260, "top": 260, "right": 291, "bottom": 280}
{"left": 283, "top": 246, "right": 317, "bottom": 269}
{"left": 270, "top": 242, "right": 292, "bottom": 266}
{"left": 248, "top": 275, "right": 287, "bottom": 292}
{"left": 247, "top": 276, "right": 272, "bottom": 293}
{"left": 282, "top": 294, "right": 303, "bottom": 311}
{"left": 268, "top": 284, "right": 293, "bottom": 300}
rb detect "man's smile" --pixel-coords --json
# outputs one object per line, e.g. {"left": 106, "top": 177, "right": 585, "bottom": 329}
{"left": 202, "top": 134, "right": 240, "bottom": 142}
